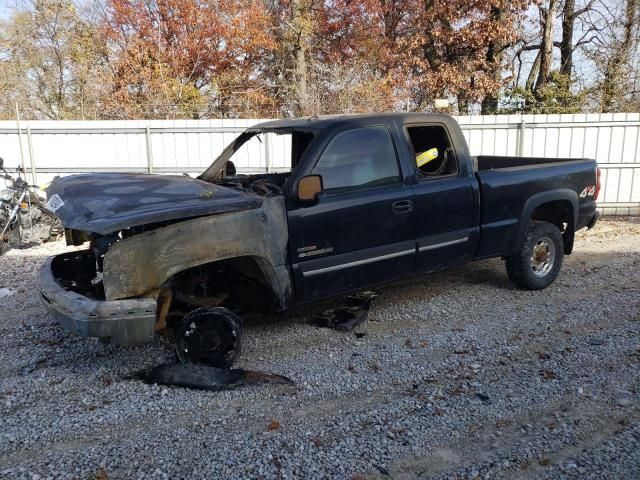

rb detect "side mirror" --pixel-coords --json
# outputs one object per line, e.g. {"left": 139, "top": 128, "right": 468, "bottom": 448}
{"left": 297, "top": 174, "right": 323, "bottom": 202}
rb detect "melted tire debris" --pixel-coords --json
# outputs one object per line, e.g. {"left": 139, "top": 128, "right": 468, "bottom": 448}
{"left": 310, "top": 291, "right": 377, "bottom": 331}
{"left": 129, "top": 362, "right": 294, "bottom": 391}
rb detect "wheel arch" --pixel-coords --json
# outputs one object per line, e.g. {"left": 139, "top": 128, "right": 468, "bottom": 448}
{"left": 167, "top": 254, "right": 289, "bottom": 310}
{"left": 516, "top": 189, "right": 578, "bottom": 255}
{"left": 102, "top": 198, "right": 293, "bottom": 306}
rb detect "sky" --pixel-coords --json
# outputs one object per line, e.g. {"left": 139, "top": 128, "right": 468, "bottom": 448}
{"left": 0, "top": 1, "right": 15, "bottom": 21}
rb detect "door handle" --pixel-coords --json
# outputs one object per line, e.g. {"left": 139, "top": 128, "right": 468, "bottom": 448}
{"left": 392, "top": 200, "right": 413, "bottom": 214}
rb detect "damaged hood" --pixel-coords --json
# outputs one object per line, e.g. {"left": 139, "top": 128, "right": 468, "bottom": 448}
{"left": 46, "top": 173, "right": 262, "bottom": 234}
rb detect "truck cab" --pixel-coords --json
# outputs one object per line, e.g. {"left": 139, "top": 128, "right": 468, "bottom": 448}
{"left": 275, "top": 115, "right": 479, "bottom": 302}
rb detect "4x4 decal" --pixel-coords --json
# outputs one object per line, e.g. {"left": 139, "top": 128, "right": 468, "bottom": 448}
{"left": 579, "top": 185, "right": 596, "bottom": 198}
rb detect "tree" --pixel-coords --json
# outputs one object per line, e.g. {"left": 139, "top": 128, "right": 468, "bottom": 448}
{"left": 99, "top": 0, "right": 276, "bottom": 118}
{"left": 560, "top": 0, "right": 597, "bottom": 76}
{"left": 536, "top": 0, "right": 559, "bottom": 90}
{"left": 599, "top": 0, "right": 639, "bottom": 111}
{"left": 0, "top": 0, "right": 105, "bottom": 120}
{"left": 482, "top": 0, "right": 512, "bottom": 114}
{"left": 390, "top": 0, "right": 528, "bottom": 113}
{"left": 504, "top": 71, "right": 587, "bottom": 113}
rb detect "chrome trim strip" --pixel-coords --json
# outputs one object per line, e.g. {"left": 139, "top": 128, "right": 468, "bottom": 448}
{"left": 418, "top": 236, "right": 469, "bottom": 252}
{"left": 302, "top": 248, "right": 415, "bottom": 277}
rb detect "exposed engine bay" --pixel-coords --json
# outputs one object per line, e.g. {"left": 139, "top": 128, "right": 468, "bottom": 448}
{"left": 57, "top": 170, "right": 292, "bottom": 305}
{"left": 217, "top": 171, "right": 290, "bottom": 197}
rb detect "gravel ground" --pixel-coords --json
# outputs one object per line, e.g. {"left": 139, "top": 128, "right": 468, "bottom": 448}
{"left": 0, "top": 217, "right": 639, "bottom": 479}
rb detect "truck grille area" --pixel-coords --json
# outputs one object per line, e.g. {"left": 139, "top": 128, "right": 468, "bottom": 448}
{"left": 51, "top": 250, "right": 105, "bottom": 300}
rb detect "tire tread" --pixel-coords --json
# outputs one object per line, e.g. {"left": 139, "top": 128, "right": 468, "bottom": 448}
{"left": 505, "top": 221, "right": 563, "bottom": 290}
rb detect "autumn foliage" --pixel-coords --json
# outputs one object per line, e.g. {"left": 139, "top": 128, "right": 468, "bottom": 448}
{"left": 0, "top": 0, "right": 637, "bottom": 119}
{"left": 100, "top": 0, "right": 276, "bottom": 118}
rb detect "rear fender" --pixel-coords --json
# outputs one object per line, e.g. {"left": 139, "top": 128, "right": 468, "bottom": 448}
{"left": 514, "top": 189, "right": 578, "bottom": 254}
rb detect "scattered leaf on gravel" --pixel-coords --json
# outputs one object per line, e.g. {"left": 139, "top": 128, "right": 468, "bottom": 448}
{"left": 540, "top": 368, "right": 556, "bottom": 380}
{"left": 267, "top": 420, "right": 281, "bottom": 431}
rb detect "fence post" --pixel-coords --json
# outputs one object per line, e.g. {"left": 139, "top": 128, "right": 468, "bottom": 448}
{"left": 264, "top": 132, "right": 271, "bottom": 173}
{"left": 517, "top": 120, "right": 526, "bottom": 157}
{"left": 145, "top": 126, "right": 154, "bottom": 173}
{"left": 26, "top": 126, "right": 37, "bottom": 185}
{"left": 14, "top": 103, "right": 27, "bottom": 175}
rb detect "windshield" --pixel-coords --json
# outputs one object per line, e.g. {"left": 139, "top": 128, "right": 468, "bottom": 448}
{"left": 199, "top": 128, "right": 315, "bottom": 182}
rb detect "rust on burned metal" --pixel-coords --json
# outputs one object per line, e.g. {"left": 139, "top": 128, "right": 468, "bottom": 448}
{"left": 102, "top": 196, "right": 292, "bottom": 308}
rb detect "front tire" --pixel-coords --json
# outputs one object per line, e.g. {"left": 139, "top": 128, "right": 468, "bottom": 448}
{"left": 505, "top": 221, "right": 564, "bottom": 290}
{"left": 175, "top": 307, "right": 243, "bottom": 368}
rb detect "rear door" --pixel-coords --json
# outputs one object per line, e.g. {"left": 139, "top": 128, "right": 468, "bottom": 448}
{"left": 288, "top": 125, "right": 416, "bottom": 302}
{"left": 405, "top": 123, "right": 480, "bottom": 271}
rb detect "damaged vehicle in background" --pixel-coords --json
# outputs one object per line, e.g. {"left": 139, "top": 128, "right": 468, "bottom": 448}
{"left": 39, "top": 113, "right": 600, "bottom": 367}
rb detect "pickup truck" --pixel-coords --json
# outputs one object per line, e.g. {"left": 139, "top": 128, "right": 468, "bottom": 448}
{"left": 39, "top": 113, "right": 599, "bottom": 366}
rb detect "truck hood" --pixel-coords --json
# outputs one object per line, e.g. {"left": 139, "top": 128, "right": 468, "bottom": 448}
{"left": 46, "top": 173, "right": 262, "bottom": 235}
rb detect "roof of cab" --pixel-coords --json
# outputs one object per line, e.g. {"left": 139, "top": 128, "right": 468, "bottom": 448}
{"left": 250, "top": 112, "right": 456, "bottom": 130}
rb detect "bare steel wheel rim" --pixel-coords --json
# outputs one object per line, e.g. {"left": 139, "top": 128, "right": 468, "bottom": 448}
{"left": 531, "top": 236, "right": 556, "bottom": 277}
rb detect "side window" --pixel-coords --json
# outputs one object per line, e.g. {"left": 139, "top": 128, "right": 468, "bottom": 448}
{"left": 406, "top": 125, "right": 458, "bottom": 178}
{"left": 312, "top": 126, "right": 401, "bottom": 192}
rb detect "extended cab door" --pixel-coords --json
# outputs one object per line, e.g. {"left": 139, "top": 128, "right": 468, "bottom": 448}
{"left": 288, "top": 125, "right": 416, "bottom": 303}
{"left": 404, "top": 123, "right": 480, "bottom": 271}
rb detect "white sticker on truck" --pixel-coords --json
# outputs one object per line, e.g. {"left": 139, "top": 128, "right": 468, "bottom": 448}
{"left": 46, "top": 194, "right": 65, "bottom": 212}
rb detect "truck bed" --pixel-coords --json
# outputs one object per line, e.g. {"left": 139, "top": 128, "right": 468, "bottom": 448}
{"left": 472, "top": 155, "right": 598, "bottom": 259}
{"left": 475, "top": 155, "right": 590, "bottom": 170}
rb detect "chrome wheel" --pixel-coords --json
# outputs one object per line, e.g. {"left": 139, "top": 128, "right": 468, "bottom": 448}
{"left": 531, "top": 236, "right": 556, "bottom": 277}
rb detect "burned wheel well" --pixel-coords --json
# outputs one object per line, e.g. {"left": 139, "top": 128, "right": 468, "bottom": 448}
{"left": 530, "top": 200, "right": 575, "bottom": 254}
{"left": 156, "top": 256, "right": 279, "bottom": 331}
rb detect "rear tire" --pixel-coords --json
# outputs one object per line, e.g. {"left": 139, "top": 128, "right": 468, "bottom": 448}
{"left": 505, "top": 221, "right": 563, "bottom": 290}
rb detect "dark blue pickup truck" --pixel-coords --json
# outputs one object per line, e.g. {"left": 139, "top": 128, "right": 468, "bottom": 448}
{"left": 39, "top": 113, "right": 599, "bottom": 364}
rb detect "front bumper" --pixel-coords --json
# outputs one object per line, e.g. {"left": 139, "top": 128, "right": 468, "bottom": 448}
{"left": 39, "top": 253, "right": 157, "bottom": 345}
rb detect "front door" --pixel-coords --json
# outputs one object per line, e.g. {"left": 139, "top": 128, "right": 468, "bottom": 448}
{"left": 288, "top": 125, "right": 416, "bottom": 303}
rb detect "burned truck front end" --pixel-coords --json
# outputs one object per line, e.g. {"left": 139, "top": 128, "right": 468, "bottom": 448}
{"left": 38, "top": 171, "right": 292, "bottom": 345}
{"left": 40, "top": 249, "right": 158, "bottom": 344}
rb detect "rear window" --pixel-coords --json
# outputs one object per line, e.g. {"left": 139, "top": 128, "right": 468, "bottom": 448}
{"left": 406, "top": 125, "right": 458, "bottom": 177}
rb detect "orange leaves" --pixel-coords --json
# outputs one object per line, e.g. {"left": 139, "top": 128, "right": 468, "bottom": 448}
{"left": 100, "top": 0, "right": 276, "bottom": 118}
{"left": 41, "top": 0, "right": 531, "bottom": 117}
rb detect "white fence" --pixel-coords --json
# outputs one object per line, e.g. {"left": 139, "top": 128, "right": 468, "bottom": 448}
{"left": 0, "top": 113, "right": 639, "bottom": 215}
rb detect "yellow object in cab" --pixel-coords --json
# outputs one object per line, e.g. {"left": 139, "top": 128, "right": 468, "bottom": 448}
{"left": 416, "top": 148, "right": 439, "bottom": 168}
